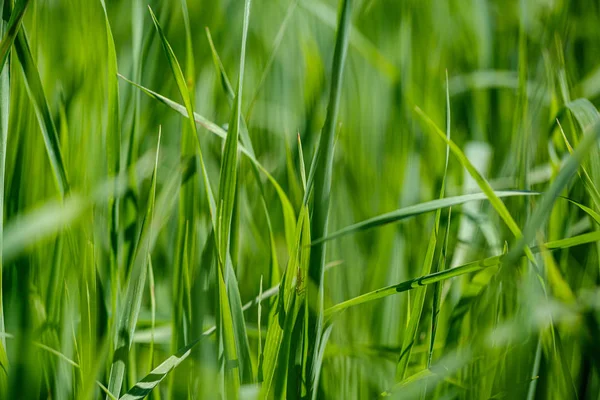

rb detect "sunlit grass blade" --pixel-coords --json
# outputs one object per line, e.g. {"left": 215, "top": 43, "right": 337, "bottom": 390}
{"left": 313, "top": 191, "right": 537, "bottom": 245}
{"left": 106, "top": 130, "right": 161, "bottom": 398}
{"left": 13, "top": 27, "right": 69, "bottom": 196}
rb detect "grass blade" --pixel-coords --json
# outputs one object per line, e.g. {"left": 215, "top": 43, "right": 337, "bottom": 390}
{"left": 14, "top": 27, "right": 70, "bottom": 196}
{"left": 306, "top": 1, "right": 352, "bottom": 394}
{"left": 107, "top": 130, "right": 161, "bottom": 398}
{"left": 414, "top": 106, "right": 536, "bottom": 263}
{"left": 0, "top": 0, "right": 29, "bottom": 71}
{"left": 313, "top": 191, "right": 537, "bottom": 244}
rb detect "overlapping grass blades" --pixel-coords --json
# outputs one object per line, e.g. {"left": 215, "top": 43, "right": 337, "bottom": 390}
{"left": 305, "top": 0, "right": 352, "bottom": 396}
{"left": 107, "top": 130, "right": 161, "bottom": 398}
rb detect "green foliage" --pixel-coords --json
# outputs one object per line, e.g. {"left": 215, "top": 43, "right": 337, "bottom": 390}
{"left": 2, "top": 0, "right": 600, "bottom": 399}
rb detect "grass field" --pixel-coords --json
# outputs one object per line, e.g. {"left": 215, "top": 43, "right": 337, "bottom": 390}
{"left": 2, "top": 0, "right": 600, "bottom": 398}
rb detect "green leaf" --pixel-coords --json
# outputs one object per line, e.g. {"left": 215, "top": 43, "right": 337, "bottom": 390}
{"left": 14, "top": 27, "right": 70, "bottom": 196}
{"left": 313, "top": 191, "right": 537, "bottom": 244}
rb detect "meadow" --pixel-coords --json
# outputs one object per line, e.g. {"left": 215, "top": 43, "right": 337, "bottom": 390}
{"left": 1, "top": 0, "right": 600, "bottom": 398}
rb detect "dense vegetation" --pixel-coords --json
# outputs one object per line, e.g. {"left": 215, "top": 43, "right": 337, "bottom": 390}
{"left": 1, "top": 0, "right": 600, "bottom": 398}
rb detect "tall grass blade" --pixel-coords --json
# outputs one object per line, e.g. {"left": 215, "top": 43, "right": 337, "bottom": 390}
{"left": 306, "top": 0, "right": 352, "bottom": 393}
{"left": 106, "top": 130, "right": 161, "bottom": 398}
{"left": 14, "top": 27, "right": 69, "bottom": 196}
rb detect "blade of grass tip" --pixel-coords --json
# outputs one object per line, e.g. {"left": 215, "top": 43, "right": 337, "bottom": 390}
{"left": 503, "top": 120, "right": 600, "bottom": 268}
{"left": 306, "top": 0, "right": 352, "bottom": 395}
{"left": 298, "top": 133, "right": 307, "bottom": 192}
{"left": 204, "top": 26, "right": 296, "bottom": 253}
{"left": 324, "top": 229, "right": 600, "bottom": 319}
{"left": 107, "top": 129, "right": 161, "bottom": 399}
{"left": 13, "top": 26, "right": 69, "bottom": 196}
{"left": 428, "top": 71, "right": 452, "bottom": 369}
{"left": 397, "top": 72, "right": 452, "bottom": 381}
{"left": 414, "top": 105, "right": 536, "bottom": 263}
{"left": 312, "top": 191, "right": 538, "bottom": 245}
{"left": 148, "top": 5, "right": 216, "bottom": 228}
{"left": 0, "top": 0, "right": 29, "bottom": 71}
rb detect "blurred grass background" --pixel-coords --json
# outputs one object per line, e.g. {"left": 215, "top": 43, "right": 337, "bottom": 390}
{"left": 2, "top": 0, "right": 600, "bottom": 398}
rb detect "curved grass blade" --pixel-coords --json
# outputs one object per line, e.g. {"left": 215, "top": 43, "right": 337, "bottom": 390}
{"left": 324, "top": 229, "right": 600, "bottom": 319}
{"left": 313, "top": 191, "right": 537, "bottom": 245}
{"left": 204, "top": 26, "right": 292, "bottom": 283}
{"left": 106, "top": 130, "right": 161, "bottom": 398}
{"left": 0, "top": 0, "right": 29, "bottom": 71}
{"left": 415, "top": 106, "right": 536, "bottom": 263}
{"left": 14, "top": 27, "right": 69, "bottom": 196}
{"left": 148, "top": 5, "right": 216, "bottom": 227}
{"left": 117, "top": 74, "right": 296, "bottom": 248}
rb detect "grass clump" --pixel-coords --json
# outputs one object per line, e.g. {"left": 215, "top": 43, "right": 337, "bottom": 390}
{"left": 2, "top": 0, "right": 600, "bottom": 399}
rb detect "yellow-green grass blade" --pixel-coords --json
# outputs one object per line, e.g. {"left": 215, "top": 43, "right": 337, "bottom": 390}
{"left": 13, "top": 27, "right": 69, "bottom": 196}
{"left": 414, "top": 105, "right": 536, "bottom": 263}
{"left": 106, "top": 130, "right": 161, "bottom": 398}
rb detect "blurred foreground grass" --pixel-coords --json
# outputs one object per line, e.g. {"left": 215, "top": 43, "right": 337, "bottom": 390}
{"left": 2, "top": 0, "right": 600, "bottom": 398}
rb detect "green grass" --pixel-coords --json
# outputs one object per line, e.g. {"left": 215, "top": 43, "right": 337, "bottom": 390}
{"left": 2, "top": 0, "right": 600, "bottom": 399}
